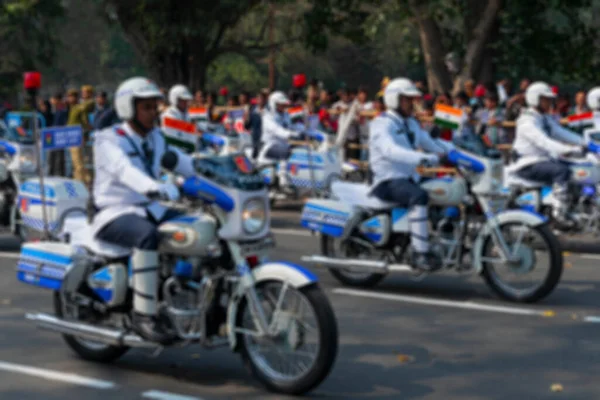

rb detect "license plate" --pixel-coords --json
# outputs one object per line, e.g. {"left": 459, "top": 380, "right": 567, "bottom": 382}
{"left": 239, "top": 236, "right": 275, "bottom": 255}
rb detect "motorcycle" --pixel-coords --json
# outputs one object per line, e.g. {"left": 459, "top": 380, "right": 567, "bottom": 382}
{"left": 505, "top": 130, "right": 600, "bottom": 235}
{"left": 257, "top": 129, "right": 343, "bottom": 204}
{"left": 195, "top": 121, "right": 253, "bottom": 159}
{"left": 0, "top": 116, "right": 41, "bottom": 241}
{"left": 18, "top": 151, "right": 338, "bottom": 395}
{"left": 300, "top": 134, "right": 563, "bottom": 303}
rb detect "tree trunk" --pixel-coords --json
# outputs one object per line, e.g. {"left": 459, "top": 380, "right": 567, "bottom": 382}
{"left": 452, "top": 0, "right": 503, "bottom": 95}
{"left": 409, "top": 1, "right": 453, "bottom": 95}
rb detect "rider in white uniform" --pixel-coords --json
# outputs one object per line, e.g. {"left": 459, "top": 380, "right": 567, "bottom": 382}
{"left": 93, "top": 77, "right": 196, "bottom": 343}
{"left": 259, "top": 91, "right": 300, "bottom": 186}
{"left": 161, "top": 84, "right": 193, "bottom": 123}
{"left": 369, "top": 78, "right": 452, "bottom": 271}
{"left": 510, "top": 81, "right": 584, "bottom": 227}
{"left": 586, "top": 87, "right": 600, "bottom": 129}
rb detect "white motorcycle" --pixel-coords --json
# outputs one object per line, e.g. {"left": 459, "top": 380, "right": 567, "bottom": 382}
{"left": 18, "top": 151, "right": 338, "bottom": 395}
{"left": 0, "top": 118, "right": 40, "bottom": 241}
{"left": 505, "top": 130, "right": 600, "bottom": 235}
{"left": 300, "top": 135, "right": 563, "bottom": 303}
{"left": 257, "top": 129, "right": 344, "bottom": 204}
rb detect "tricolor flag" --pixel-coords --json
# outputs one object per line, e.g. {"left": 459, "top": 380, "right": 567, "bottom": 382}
{"left": 227, "top": 109, "right": 247, "bottom": 134}
{"left": 567, "top": 112, "right": 594, "bottom": 130}
{"left": 162, "top": 117, "right": 198, "bottom": 153}
{"left": 189, "top": 107, "right": 208, "bottom": 122}
{"left": 434, "top": 104, "right": 464, "bottom": 130}
{"left": 287, "top": 106, "right": 305, "bottom": 122}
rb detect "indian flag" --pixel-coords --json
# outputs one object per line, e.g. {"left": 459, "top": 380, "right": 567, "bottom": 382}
{"left": 189, "top": 107, "right": 208, "bottom": 122}
{"left": 162, "top": 117, "right": 198, "bottom": 153}
{"left": 434, "top": 104, "right": 464, "bottom": 130}
{"left": 567, "top": 112, "right": 594, "bottom": 129}
{"left": 288, "top": 106, "right": 305, "bottom": 122}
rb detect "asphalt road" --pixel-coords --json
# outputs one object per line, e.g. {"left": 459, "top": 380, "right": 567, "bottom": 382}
{"left": 1, "top": 211, "right": 600, "bottom": 399}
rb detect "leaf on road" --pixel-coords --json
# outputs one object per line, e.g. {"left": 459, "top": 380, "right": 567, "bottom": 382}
{"left": 0, "top": 299, "right": 11, "bottom": 305}
{"left": 396, "top": 354, "right": 415, "bottom": 364}
{"left": 542, "top": 310, "right": 556, "bottom": 317}
{"left": 550, "top": 383, "right": 563, "bottom": 392}
{"left": 191, "top": 353, "right": 201, "bottom": 359}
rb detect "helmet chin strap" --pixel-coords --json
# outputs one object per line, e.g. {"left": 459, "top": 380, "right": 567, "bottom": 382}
{"left": 131, "top": 117, "right": 153, "bottom": 135}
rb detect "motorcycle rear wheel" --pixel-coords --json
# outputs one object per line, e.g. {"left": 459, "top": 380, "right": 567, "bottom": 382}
{"left": 53, "top": 292, "right": 129, "bottom": 363}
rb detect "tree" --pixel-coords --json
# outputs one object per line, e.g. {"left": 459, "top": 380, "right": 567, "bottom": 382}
{"left": 101, "top": 0, "right": 264, "bottom": 89}
{"left": 0, "top": 0, "right": 64, "bottom": 96}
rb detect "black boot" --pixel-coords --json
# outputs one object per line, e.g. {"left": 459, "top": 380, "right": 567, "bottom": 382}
{"left": 131, "top": 313, "right": 175, "bottom": 345}
{"left": 411, "top": 252, "right": 443, "bottom": 272}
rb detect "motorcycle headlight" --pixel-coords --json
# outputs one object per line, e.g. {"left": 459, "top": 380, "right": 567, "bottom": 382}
{"left": 242, "top": 198, "right": 266, "bottom": 234}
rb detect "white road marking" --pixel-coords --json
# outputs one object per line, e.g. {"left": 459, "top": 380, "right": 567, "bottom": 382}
{"left": 579, "top": 254, "right": 600, "bottom": 261}
{"left": 333, "top": 288, "right": 551, "bottom": 317}
{"left": 0, "top": 251, "right": 20, "bottom": 259}
{"left": 271, "top": 228, "right": 312, "bottom": 237}
{"left": 583, "top": 316, "right": 600, "bottom": 323}
{"left": 142, "top": 390, "right": 204, "bottom": 400}
{"left": 0, "top": 361, "right": 116, "bottom": 389}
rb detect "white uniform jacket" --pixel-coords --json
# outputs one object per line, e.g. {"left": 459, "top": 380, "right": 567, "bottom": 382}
{"left": 161, "top": 106, "right": 190, "bottom": 124}
{"left": 511, "top": 107, "right": 583, "bottom": 170}
{"left": 369, "top": 110, "right": 450, "bottom": 188}
{"left": 260, "top": 111, "right": 297, "bottom": 155}
{"left": 92, "top": 122, "right": 195, "bottom": 237}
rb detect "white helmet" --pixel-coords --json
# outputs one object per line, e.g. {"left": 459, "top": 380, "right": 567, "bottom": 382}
{"left": 383, "top": 78, "right": 422, "bottom": 110}
{"left": 587, "top": 87, "right": 600, "bottom": 111}
{"left": 268, "top": 91, "right": 290, "bottom": 112}
{"left": 525, "top": 81, "right": 556, "bottom": 107}
{"left": 114, "top": 77, "right": 163, "bottom": 120}
{"left": 169, "top": 84, "right": 193, "bottom": 106}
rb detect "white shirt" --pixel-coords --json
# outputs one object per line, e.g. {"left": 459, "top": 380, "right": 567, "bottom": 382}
{"left": 511, "top": 107, "right": 583, "bottom": 170}
{"left": 261, "top": 110, "right": 296, "bottom": 149}
{"left": 161, "top": 106, "right": 190, "bottom": 123}
{"left": 369, "top": 110, "right": 452, "bottom": 187}
{"left": 92, "top": 122, "right": 195, "bottom": 237}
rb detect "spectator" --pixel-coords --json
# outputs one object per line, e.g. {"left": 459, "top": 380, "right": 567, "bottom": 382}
{"left": 49, "top": 92, "right": 65, "bottom": 114}
{"left": 37, "top": 99, "right": 54, "bottom": 127}
{"left": 92, "top": 91, "right": 108, "bottom": 124}
{"left": 572, "top": 90, "right": 588, "bottom": 114}
{"left": 464, "top": 79, "right": 475, "bottom": 99}
{"left": 554, "top": 93, "right": 571, "bottom": 118}
{"left": 318, "top": 90, "right": 336, "bottom": 134}
{"left": 193, "top": 90, "right": 205, "bottom": 107}
{"left": 476, "top": 91, "right": 506, "bottom": 145}
{"left": 48, "top": 89, "right": 78, "bottom": 176}
{"left": 373, "top": 95, "right": 385, "bottom": 115}
{"left": 67, "top": 86, "right": 96, "bottom": 185}
{"left": 247, "top": 89, "right": 268, "bottom": 158}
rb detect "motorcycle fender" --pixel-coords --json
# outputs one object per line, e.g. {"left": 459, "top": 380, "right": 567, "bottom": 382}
{"left": 226, "top": 261, "right": 318, "bottom": 349}
{"left": 471, "top": 210, "right": 547, "bottom": 274}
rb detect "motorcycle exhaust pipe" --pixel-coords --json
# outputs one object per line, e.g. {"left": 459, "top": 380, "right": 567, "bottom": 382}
{"left": 25, "top": 313, "right": 159, "bottom": 349}
{"left": 301, "top": 255, "right": 412, "bottom": 272}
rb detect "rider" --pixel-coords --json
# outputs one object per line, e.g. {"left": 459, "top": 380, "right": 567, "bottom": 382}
{"left": 259, "top": 91, "right": 300, "bottom": 186}
{"left": 510, "top": 81, "right": 585, "bottom": 227}
{"left": 93, "top": 77, "right": 196, "bottom": 343}
{"left": 161, "top": 84, "right": 194, "bottom": 122}
{"left": 587, "top": 87, "right": 600, "bottom": 128}
{"left": 369, "top": 77, "right": 452, "bottom": 271}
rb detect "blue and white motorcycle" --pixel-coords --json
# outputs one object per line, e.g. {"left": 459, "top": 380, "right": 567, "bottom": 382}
{"left": 0, "top": 117, "right": 40, "bottom": 240}
{"left": 300, "top": 135, "right": 563, "bottom": 303}
{"left": 18, "top": 152, "right": 338, "bottom": 395}
{"left": 257, "top": 129, "right": 344, "bottom": 204}
{"left": 505, "top": 130, "right": 600, "bottom": 235}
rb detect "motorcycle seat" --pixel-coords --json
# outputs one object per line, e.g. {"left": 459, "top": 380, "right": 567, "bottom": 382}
{"left": 504, "top": 166, "right": 544, "bottom": 189}
{"left": 62, "top": 215, "right": 131, "bottom": 259}
{"left": 330, "top": 181, "right": 400, "bottom": 210}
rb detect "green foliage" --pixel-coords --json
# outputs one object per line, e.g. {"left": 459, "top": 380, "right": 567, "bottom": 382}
{"left": 0, "top": 0, "right": 64, "bottom": 96}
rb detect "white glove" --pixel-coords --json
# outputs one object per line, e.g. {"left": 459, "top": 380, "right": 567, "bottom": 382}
{"left": 420, "top": 154, "right": 440, "bottom": 166}
{"left": 157, "top": 183, "right": 180, "bottom": 201}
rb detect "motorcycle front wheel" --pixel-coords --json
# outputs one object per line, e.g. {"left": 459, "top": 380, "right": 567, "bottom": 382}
{"left": 481, "top": 222, "right": 563, "bottom": 303}
{"left": 236, "top": 281, "right": 338, "bottom": 395}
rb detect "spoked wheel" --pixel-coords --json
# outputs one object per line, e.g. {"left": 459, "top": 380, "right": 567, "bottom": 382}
{"left": 321, "top": 235, "right": 386, "bottom": 287}
{"left": 237, "top": 281, "right": 338, "bottom": 395}
{"left": 53, "top": 292, "right": 129, "bottom": 362}
{"left": 481, "top": 222, "right": 563, "bottom": 303}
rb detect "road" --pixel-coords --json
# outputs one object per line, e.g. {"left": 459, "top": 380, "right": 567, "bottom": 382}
{"left": 0, "top": 208, "right": 600, "bottom": 399}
